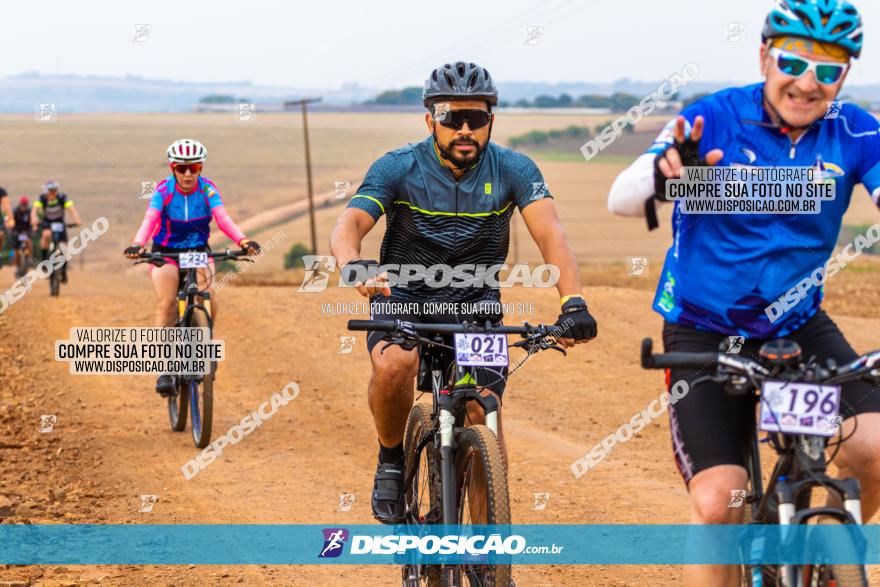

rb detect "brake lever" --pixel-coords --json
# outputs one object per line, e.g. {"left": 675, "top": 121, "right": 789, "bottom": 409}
{"left": 547, "top": 343, "right": 567, "bottom": 356}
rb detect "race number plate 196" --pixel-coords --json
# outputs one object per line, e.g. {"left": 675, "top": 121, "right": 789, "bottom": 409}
{"left": 759, "top": 380, "right": 841, "bottom": 437}
{"left": 50, "top": 222, "right": 65, "bottom": 232}
{"left": 179, "top": 252, "right": 209, "bottom": 269}
{"left": 453, "top": 333, "right": 509, "bottom": 367}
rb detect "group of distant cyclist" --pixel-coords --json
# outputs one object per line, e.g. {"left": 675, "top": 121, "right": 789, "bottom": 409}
{"left": 0, "top": 181, "right": 82, "bottom": 280}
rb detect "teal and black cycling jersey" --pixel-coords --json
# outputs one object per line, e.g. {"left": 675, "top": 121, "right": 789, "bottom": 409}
{"left": 649, "top": 82, "right": 880, "bottom": 338}
{"left": 348, "top": 136, "right": 551, "bottom": 301}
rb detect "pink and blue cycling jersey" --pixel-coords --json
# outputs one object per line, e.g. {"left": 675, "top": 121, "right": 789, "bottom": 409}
{"left": 133, "top": 175, "right": 245, "bottom": 249}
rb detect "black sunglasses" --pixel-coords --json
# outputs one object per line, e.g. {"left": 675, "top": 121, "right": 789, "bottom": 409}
{"left": 434, "top": 109, "right": 491, "bottom": 131}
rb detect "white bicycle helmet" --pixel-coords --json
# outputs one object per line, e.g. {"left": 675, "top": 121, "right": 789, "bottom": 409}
{"left": 166, "top": 139, "right": 207, "bottom": 163}
{"left": 43, "top": 180, "right": 60, "bottom": 192}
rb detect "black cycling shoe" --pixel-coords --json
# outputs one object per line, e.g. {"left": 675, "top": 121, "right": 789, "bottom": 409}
{"left": 372, "top": 461, "right": 406, "bottom": 525}
{"left": 155, "top": 374, "right": 176, "bottom": 397}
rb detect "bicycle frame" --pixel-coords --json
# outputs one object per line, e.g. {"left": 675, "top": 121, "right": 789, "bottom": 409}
{"left": 409, "top": 337, "right": 501, "bottom": 526}
{"left": 743, "top": 411, "right": 863, "bottom": 584}
{"left": 175, "top": 264, "right": 215, "bottom": 388}
{"left": 641, "top": 337, "right": 873, "bottom": 584}
{"left": 177, "top": 265, "right": 214, "bottom": 330}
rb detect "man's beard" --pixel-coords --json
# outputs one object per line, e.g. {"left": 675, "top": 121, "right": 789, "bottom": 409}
{"left": 435, "top": 135, "right": 485, "bottom": 168}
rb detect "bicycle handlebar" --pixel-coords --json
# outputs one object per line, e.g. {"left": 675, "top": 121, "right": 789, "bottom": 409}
{"left": 640, "top": 338, "right": 719, "bottom": 370}
{"left": 348, "top": 319, "right": 557, "bottom": 336}
{"left": 133, "top": 249, "right": 254, "bottom": 267}
{"left": 641, "top": 337, "right": 880, "bottom": 386}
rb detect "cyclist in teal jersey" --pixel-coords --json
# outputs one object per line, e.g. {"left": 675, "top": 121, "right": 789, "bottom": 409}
{"left": 331, "top": 62, "right": 597, "bottom": 524}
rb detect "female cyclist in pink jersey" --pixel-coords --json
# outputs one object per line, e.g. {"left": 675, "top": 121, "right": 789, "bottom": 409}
{"left": 124, "top": 139, "right": 259, "bottom": 395}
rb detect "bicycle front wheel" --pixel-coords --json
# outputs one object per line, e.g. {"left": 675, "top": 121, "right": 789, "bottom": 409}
{"left": 402, "top": 403, "right": 440, "bottom": 587}
{"left": 49, "top": 269, "right": 59, "bottom": 296}
{"left": 187, "top": 308, "right": 214, "bottom": 448}
{"left": 803, "top": 516, "right": 868, "bottom": 587}
{"left": 168, "top": 377, "right": 188, "bottom": 432}
{"left": 453, "top": 425, "right": 511, "bottom": 587}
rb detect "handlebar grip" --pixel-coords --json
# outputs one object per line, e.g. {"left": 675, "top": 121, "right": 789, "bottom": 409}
{"left": 347, "top": 319, "right": 396, "bottom": 332}
{"left": 641, "top": 338, "right": 718, "bottom": 370}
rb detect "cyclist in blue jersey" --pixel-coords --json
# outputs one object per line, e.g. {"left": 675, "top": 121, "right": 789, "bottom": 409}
{"left": 124, "top": 139, "right": 260, "bottom": 396}
{"left": 609, "top": 1, "right": 878, "bottom": 585}
{"left": 331, "top": 61, "right": 598, "bottom": 524}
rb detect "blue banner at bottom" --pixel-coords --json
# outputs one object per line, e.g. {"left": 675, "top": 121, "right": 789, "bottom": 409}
{"left": 0, "top": 524, "right": 876, "bottom": 565}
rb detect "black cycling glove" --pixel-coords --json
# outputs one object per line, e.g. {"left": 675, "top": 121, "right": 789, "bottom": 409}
{"left": 124, "top": 244, "right": 144, "bottom": 257}
{"left": 653, "top": 135, "right": 706, "bottom": 201}
{"left": 241, "top": 240, "right": 261, "bottom": 254}
{"left": 554, "top": 297, "right": 597, "bottom": 341}
{"left": 340, "top": 259, "right": 380, "bottom": 286}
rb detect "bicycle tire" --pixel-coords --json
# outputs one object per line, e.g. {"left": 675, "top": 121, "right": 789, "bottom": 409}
{"left": 453, "top": 425, "right": 511, "bottom": 587}
{"left": 805, "top": 517, "right": 868, "bottom": 587}
{"left": 168, "top": 376, "right": 188, "bottom": 432}
{"left": 49, "top": 269, "right": 59, "bottom": 296}
{"left": 402, "top": 403, "right": 441, "bottom": 587}
{"left": 188, "top": 308, "right": 214, "bottom": 448}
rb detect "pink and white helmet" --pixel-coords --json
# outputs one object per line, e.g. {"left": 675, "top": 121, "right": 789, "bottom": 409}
{"left": 166, "top": 139, "right": 207, "bottom": 163}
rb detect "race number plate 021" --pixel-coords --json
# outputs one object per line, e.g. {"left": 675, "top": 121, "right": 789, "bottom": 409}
{"left": 179, "top": 252, "right": 209, "bottom": 269}
{"left": 50, "top": 222, "right": 65, "bottom": 232}
{"left": 759, "top": 380, "right": 841, "bottom": 437}
{"left": 453, "top": 333, "right": 508, "bottom": 367}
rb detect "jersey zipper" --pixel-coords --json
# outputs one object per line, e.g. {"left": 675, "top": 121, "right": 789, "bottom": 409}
{"left": 184, "top": 194, "right": 189, "bottom": 221}
{"left": 454, "top": 180, "right": 459, "bottom": 253}
{"left": 788, "top": 123, "right": 813, "bottom": 159}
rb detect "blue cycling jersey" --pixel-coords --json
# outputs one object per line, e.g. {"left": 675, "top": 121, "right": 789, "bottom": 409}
{"left": 147, "top": 176, "right": 224, "bottom": 249}
{"left": 648, "top": 82, "right": 880, "bottom": 338}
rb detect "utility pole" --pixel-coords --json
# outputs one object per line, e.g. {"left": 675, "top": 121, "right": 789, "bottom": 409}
{"left": 285, "top": 98, "right": 322, "bottom": 255}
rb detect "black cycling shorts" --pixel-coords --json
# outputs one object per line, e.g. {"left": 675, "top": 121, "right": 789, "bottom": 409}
{"left": 663, "top": 310, "right": 880, "bottom": 485}
{"left": 10, "top": 231, "right": 30, "bottom": 250}
{"left": 366, "top": 294, "right": 508, "bottom": 396}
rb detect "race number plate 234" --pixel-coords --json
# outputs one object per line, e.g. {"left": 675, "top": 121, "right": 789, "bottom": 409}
{"left": 179, "top": 252, "right": 209, "bottom": 269}
{"left": 453, "top": 333, "right": 508, "bottom": 367}
{"left": 759, "top": 380, "right": 841, "bottom": 437}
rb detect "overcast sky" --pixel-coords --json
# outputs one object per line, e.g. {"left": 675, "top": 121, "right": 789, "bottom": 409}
{"left": 4, "top": 0, "right": 879, "bottom": 88}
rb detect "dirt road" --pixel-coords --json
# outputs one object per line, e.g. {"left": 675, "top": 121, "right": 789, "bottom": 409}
{"left": 2, "top": 265, "right": 880, "bottom": 586}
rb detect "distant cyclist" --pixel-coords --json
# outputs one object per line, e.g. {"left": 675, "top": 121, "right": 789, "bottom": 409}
{"left": 124, "top": 139, "right": 260, "bottom": 397}
{"left": 330, "top": 61, "right": 597, "bottom": 524}
{"left": 0, "top": 187, "right": 11, "bottom": 261}
{"left": 11, "top": 197, "right": 33, "bottom": 278}
{"left": 32, "top": 181, "right": 82, "bottom": 283}
{"left": 608, "top": 2, "right": 879, "bottom": 585}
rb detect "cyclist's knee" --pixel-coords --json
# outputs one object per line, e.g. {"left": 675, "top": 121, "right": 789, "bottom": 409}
{"left": 156, "top": 296, "right": 176, "bottom": 316}
{"left": 688, "top": 465, "right": 747, "bottom": 524}
{"left": 370, "top": 345, "right": 418, "bottom": 386}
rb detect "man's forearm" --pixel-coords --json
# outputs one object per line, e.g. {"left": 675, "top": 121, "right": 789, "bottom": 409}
{"left": 329, "top": 227, "right": 362, "bottom": 268}
{"left": 536, "top": 234, "right": 582, "bottom": 300}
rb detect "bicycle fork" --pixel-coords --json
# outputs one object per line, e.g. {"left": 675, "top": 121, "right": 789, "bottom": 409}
{"left": 437, "top": 375, "right": 500, "bottom": 526}
{"left": 776, "top": 470, "right": 862, "bottom": 586}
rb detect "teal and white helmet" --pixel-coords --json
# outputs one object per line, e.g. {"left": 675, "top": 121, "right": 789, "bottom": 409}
{"left": 762, "top": 0, "right": 863, "bottom": 58}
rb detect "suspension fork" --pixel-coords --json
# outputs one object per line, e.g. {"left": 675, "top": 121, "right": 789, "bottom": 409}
{"left": 437, "top": 366, "right": 501, "bottom": 525}
{"left": 439, "top": 401, "right": 457, "bottom": 526}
